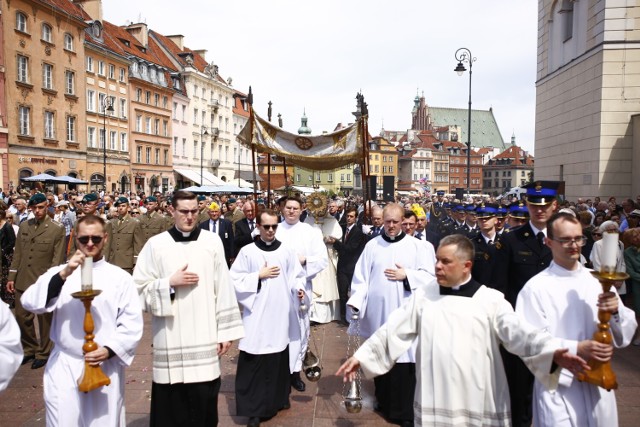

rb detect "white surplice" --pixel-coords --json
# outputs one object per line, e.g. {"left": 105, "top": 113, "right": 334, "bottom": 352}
{"left": 347, "top": 231, "right": 435, "bottom": 363}
{"left": 230, "top": 240, "right": 306, "bottom": 354}
{"left": 0, "top": 302, "right": 22, "bottom": 393}
{"left": 355, "top": 283, "right": 562, "bottom": 427}
{"left": 275, "top": 221, "right": 328, "bottom": 371}
{"left": 516, "top": 261, "right": 637, "bottom": 427}
{"left": 304, "top": 214, "right": 342, "bottom": 323}
{"left": 133, "top": 229, "right": 244, "bottom": 384}
{"left": 21, "top": 259, "right": 143, "bottom": 426}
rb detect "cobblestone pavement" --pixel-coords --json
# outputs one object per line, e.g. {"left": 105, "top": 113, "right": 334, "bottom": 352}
{"left": 2, "top": 313, "right": 640, "bottom": 426}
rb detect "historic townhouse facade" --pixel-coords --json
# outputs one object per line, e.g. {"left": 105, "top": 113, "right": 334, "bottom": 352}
{"left": 3, "top": 0, "right": 89, "bottom": 190}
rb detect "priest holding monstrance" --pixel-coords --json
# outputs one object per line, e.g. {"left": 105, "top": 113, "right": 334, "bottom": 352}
{"left": 22, "top": 214, "right": 143, "bottom": 425}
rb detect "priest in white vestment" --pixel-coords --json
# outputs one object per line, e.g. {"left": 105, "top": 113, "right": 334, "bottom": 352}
{"left": 304, "top": 209, "right": 342, "bottom": 324}
{"left": 134, "top": 191, "right": 244, "bottom": 426}
{"left": 22, "top": 215, "right": 143, "bottom": 426}
{"left": 0, "top": 301, "right": 22, "bottom": 393}
{"left": 347, "top": 203, "right": 435, "bottom": 425}
{"left": 231, "top": 209, "right": 306, "bottom": 427}
{"left": 339, "top": 234, "right": 589, "bottom": 427}
{"left": 516, "top": 213, "right": 637, "bottom": 427}
{"left": 275, "top": 196, "right": 328, "bottom": 392}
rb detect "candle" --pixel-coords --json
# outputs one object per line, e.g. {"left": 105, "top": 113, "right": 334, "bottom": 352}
{"left": 81, "top": 256, "right": 93, "bottom": 292}
{"left": 601, "top": 231, "right": 619, "bottom": 273}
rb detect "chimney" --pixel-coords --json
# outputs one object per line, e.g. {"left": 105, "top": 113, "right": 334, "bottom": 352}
{"left": 193, "top": 49, "right": 207, "bottom": 61}
{"left": 73, "top": 0, "right": 103, "bottom": 21}
{"left": 126, "top": 23, "right": 148, "bottom": 47}
{"left": 167, "top": 35, "right": 184, "bottom": 50}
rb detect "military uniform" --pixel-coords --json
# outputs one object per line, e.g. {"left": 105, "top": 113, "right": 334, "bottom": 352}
{"left": 467, "top": 230, "right": 496, "bottom": 285}
{"left": 139, "top": 211, "right": 170, "bottom": 248}
{"left": 108, "top": 214, "right": 143, "bottom": 273}
{"left": 9, "top": 215, "right": 65, "bottom": 362}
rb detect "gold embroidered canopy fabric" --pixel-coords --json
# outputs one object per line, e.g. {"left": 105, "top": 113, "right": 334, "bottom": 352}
{"left": 237, "top": 113, "right": 364, "bottom": 170}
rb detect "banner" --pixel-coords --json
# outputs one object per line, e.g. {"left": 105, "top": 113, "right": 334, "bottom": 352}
{"left": 237, "top": 112, "right": 364, "bottom": 170}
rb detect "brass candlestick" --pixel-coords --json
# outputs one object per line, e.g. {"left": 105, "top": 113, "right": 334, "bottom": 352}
{"left": 71, "top": 290, "right": 111, "bottom": 393}
{"left": 576, "top": 270, "right": 629, "bottom": 391}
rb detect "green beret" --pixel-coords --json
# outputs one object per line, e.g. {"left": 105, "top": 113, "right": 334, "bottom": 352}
{"left": 228, "top": 197, "right": 237, "bottom": 203}
{"left": 114, "top": 196, "right": 129, "bottom": 207}
{"left": 82, "top": 193, "right": 98, "bottom": 203}
{"left": 28, "top": 193, "right": 47, "bottom": 206}
{"left": 146, "top": 196, "right": 157, "bottom": 203}
{"left": 197, "top": 195, "right": 206, "bottom": 201}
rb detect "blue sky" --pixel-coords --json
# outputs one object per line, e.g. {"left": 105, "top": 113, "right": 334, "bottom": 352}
{"left": 103, "top": 0, "right": 538, "bottom": 153}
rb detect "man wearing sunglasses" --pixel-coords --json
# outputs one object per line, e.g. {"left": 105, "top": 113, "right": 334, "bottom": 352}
{"left": 7, "top": 193, "right": 65, "bottom": 370}
{"left": 21, "top": 214, "right": 143, "bottom": 425}
{"left": 516, "top": 212, "right": 637, "bottom": 427}
{"left": 134, "top": 190, "right": 244, "bottom": 426}
{"left": 230, "top": 209, "right": 306, "bottom": 427}
{"left": 68, "top": 193, "right": 112, "bottom": 259}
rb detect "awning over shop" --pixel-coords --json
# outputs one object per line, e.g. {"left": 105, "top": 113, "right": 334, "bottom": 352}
{"left": 174, "top": 168, "right": 225, "bottom": 186}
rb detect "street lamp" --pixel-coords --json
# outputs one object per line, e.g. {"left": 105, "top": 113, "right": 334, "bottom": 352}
{"left": 102, "top": 98, "right": 114, "bottom": 192}
{"left": 200, "top": 126, "right": 208, "bottom": 185}
{"left": 454, "top": 47, "right": 476, "bottom": 198}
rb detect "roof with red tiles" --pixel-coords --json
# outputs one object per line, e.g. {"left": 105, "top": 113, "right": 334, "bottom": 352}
{"left": 101, "top": 22, "right": 177, "bottom": 71}
{"left": 233, "top": 92, "right": 250, "bottom": 118}
{"left": 492, "top": 145, "right": 534, "bottom": 165}
{"left": 46, "top": 0, "right": 91, "bottom": 22}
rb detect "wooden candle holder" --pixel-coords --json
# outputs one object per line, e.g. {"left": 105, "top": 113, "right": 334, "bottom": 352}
{"left": 576, "top": 271, "right": 629, "bottom": 391}
{"left": 71, "top": 290, "right": 111, "bottom": 393}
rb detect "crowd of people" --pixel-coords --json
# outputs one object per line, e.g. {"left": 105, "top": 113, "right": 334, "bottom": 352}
{"left": 0, "top": 181, "right": 637, "bottom": 427}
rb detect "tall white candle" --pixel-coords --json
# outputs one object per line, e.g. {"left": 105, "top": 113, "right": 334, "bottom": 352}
{"left": 81, "top": 256, "right": 93, "bottom": 292}
{"left": 601, "top": 231, "right": 619, "bottom": 273}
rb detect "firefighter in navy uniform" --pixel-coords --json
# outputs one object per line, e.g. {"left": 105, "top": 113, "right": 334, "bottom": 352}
{"left": 467, "top": 203, "right": 498, "bottom": 286}
{"left": 495, "top": 204, "right": 508, "bottom": 236}
{"left": 490, "top": 181, "right": 559, "bottom": 427}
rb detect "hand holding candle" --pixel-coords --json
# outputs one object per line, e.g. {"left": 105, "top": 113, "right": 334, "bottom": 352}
{"left": 81, "top": 256, "right": 93, "bottom": 292}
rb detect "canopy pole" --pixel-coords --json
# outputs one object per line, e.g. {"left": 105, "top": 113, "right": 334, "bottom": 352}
{"left": 248, "top": 87, "right": 258, "bottom": 206}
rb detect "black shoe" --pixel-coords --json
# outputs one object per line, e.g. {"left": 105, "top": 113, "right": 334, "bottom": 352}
{"left": 290, "top": 372, "right": 306, "bottom": 392}
{"left": 31, "top": 359, "right": 47, "bottom": 370}
{"left": 21, "top": 355, "right": 35, "bottom": 365}
{"left": 247, "top": 417, "right": 260, "bottom": 427}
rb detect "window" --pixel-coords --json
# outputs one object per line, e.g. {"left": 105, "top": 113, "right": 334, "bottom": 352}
{"left": 16, "top": 12, "right": 27, "bottom": 33}
{"left": 315, "top": 172, "right": 321, "bottom": 182}
{"left": 182, "top": 138, "right": 186, "bottom": 156}
{"left": 42, "top": 63, "right": 53, "bottom": 89}
{"left": 41, "top": 24, "right": 52, "bottom": 43}
{"left": 65, "top": 71, "right": 75, "bottom": 94}
{"left": 98, "top": 93, "right": 106, "bottom": 113}
{"left": 66, "top": 116, "right": 76, "bottom": 142}
{"left": 164, "top": 149, "right": 168, "bottom": 166}
{"left": 389, "top": 166, "right": 394, "bottom": 173}
{"left": 154, "top": 118, "right": 160, "bottom": 135}
{"left": 87, "top": 127, "right": 96, "bottom": 148}
{"left": 118, "top": 67, "right": 125, "bottom": 82}
{"left": 163, "top": 120, "right": 168, "bottom": 136}
{"left": 173, "top": 137, "right": 178, "bottom": 155}
{"left": 145, "top": 91, "right": 151, "bottom": 104}
{"left": 296, "top": 174, "right": 301, "bottom": 182}
{"left": 146, "top": 147, "right": 151, "bottom": 164}
{"left": 140, "top": 64, "right": 147, "bottom": 77}
{"left": 64, "top": 34, "right": 73, "bottom": 51}
{"left": 155, "top": 148, "right": 160, "bottom": 165}
{"left": 86, "top": 56, "right": 94, "bottom": 72}
{"left": 136, "top": 146, "right": 142, "bottom": 163}
{"left": 18, "top": 106, "right": 30, "bottom": 135}
{"left": 194, "top": 108, "right": 198, "bottom": 124}
{"left": 108, "top": 64, "right": 115, "bottom": 79}
{"left": 194, "top": 85, "right": 199, "bottom": 97}
{"left": 135, "top": 115, "right": 142, "bottom": 132}
{"left": 110, "top": 131, "right": 117, "bottom": 150}
{"left": 99, "top": 128, "right": 105, "bottom": 149}
{"left": 145, "top": 117, "right": 151, "bottom": 134}
{"left": 194, "top": 141, "right": 198, "bottom": 158}
{"left": 202, "top": 88, "right": 206, "bottom": 98}
{"left": 328, "top": 173, "right": 333, "bottom": 182}
{"left": 154, "top": 93, "right": 159, "bottom": 106}
{"left": 87, "top": 90, "right": 96, "bottom": 111}
{"left": 173, "top": 102, "right": 178, "bottom": 119}
{"left": 119, "top": 98, "right": 127, "bottom": 118}
{"left": 120, "top": 132, "right": 128, "bottom": 151}
{"left": 17, "top": 55, "right": 29, "bottom": 83}
{"left": 44, "top": 111, "right": 55, "bottom": 139}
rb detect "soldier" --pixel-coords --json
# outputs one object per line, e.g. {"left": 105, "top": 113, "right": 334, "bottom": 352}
{"left": 467, "top": 203, "right": 498, "bottom": 285}
{"left": 491, "top": 181, "right": 559, "bottom": 427}
{"left": 7, "top": 193, "right": 66, "bottom": 369}
{"left": 138, "top": 196, "right": 170, "bottom": 248}
{"left": 108, "top": 197, "right": 143, "bottom": 274}
{"left": 196, "top": 195, "right": 210, "bottom": 224}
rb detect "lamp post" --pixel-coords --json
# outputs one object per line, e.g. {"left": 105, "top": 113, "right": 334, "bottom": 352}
{"left": 200, "top": 126, "right": 208, "bottom": 185}
{"left": 454, "top": 47, "right": 475, "bottom": 198}
{"left": 102, "top": 98, "right": 114, "bottom": 192}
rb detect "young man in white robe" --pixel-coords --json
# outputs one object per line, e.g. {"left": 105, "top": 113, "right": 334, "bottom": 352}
{"left": 134, "top": 190, "right": 244, "bottom": 427}
{"left": 516, "top": 213, "right": 637, "bottom": 427}
{"left": 21, "top": 215, "right": 143, "bottom": 426}
{"left": 338, "top": 234, "right": 589, "bottom": 427}
{"left": 231, "top": 209, "right": 306, "bottom": 427}
{"left": 275, "top": 196, "right": 328, "bottom": 392}
{"left": 0, "top": 301, "right": 22, "bottom": 393}
{"left": 347, "top": 203, "right": 435, "bottom": 426}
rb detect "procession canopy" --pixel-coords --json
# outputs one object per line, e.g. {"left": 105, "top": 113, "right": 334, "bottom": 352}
{"left": 237, "top": 112, "right": 364, "bottom": 170}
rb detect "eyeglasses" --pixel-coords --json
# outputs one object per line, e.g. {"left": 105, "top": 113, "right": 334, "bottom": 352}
{"left": 77, "top": 235, "right": 103, "bottom": 245}
{"left": 550, "top": 236, "right": 587, "bottom": 247}
{"left": 177, "top": 209, "right": 199, "bottom": 216}
{"left": 261, "top": 224, "right": 278, "bottom": 230}
{"left": 592, "top": 232, "right": 602, "bottom": 237}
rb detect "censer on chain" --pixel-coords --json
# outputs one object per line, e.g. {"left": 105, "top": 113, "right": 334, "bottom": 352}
{"left": 300, "top": 295, "right": 323, "bottom": 382}
{"left": 343, "top": 311, "right": 363, "bottom": 413}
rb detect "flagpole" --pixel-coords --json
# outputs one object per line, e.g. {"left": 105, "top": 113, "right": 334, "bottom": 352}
{"left": 248, "top": 87, "right": 258, "bottom": 205}
{"left": 267, "top": 101, "right": 272, "bottom": 209}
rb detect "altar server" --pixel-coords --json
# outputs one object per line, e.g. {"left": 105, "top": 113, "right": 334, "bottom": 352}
{"left": 231, "top": 209, "right": 306, "bottom": 427}
{"left": 0, "top": 302, "right": 22, "bottom": 393}
{"left": 22, "top": 215, "right": 143, "bottom": 426}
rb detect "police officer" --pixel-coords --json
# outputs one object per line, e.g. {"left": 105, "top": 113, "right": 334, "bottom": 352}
{"left": 7, "top": 193, "right": 66, "bottom": 369}
{"left": 467, "top": 203, "right": 498, "bottom": 285}
{"left": 491, "top": 181, "right": 559, "bottom": 427}
{"left": 108, "top": 196, "right": 142, "bottom": 273}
